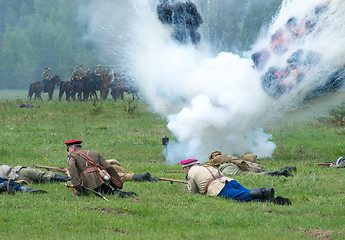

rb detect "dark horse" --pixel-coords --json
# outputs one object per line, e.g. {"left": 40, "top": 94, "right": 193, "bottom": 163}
{"left": 110, "top": 81, "right": 140, "bottom": 102}
{"left": 58, "top": 81, "right": 73, "bottom": 101}
{"left": 82, "top": 73, "right": 99, "bottom": 101}
{"left": 28, "top": 76, "right": 61, "bottom": 100}
{"left": 61, "top": 73, "right": 99, "bottom": 101}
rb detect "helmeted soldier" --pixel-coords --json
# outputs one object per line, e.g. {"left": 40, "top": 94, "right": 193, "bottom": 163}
{"left": 180, "top": 159, "right": 291, "bottom": 205}
{"left": 65, "top": 140, "right": 138, "bottom": 197}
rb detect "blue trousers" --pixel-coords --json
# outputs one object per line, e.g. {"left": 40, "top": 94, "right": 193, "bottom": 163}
{"left": 0, "top": 177, "right": 22, "bottom": 192}
{"left": 218, "top": 180, "right": 251, "bottom": 201}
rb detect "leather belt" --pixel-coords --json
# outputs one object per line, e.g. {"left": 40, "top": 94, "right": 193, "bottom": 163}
{"left": 205, "top": 175, "right": 223, "bottom": 193}
{"left": 79, "top": 167, "right": 98, "bottom": 179}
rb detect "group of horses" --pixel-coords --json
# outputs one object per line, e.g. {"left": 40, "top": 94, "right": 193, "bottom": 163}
{"left": 28, "top": 70, "right": 140, "bottom": 102}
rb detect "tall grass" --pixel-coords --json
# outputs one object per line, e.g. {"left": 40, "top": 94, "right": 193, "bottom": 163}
{"left": 0, "top": 91, "right": 344, "bottom": 240}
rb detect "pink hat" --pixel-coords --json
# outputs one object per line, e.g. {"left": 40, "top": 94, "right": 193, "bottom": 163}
{"left": 180, "top": 159, "right": 198, "bottom": 168}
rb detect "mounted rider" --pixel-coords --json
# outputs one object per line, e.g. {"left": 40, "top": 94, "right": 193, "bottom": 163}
{"left": 41, "top": 67, "right": 51, "bottom": 92}
{"left": 94, "top": 64, "right": 102, "bottom": 77}
{"left": 70, "top": 66, "right": 80, "bottom": 91}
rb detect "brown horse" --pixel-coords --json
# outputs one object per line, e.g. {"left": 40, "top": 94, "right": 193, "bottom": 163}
{"left": 58, "top": 81, "right": 73, "bottom": 101}
{"left": 28, "top": 75, "right": 61, "bottom": 100}
{"left": 100, "top": 69, "right": 111, "bottom": 100}
{"left": 110, "top": 81, "right": 139, "bottom": 102}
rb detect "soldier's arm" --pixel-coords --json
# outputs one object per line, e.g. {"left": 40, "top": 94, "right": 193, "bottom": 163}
{"left": 99, "top": 154, "right": 121, "bottom": 179}
{"left": 68, "top": 157, "right": 81, "bottom": 186}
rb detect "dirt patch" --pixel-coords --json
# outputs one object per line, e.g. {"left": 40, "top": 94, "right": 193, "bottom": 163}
{"left": 283, "top": 228, "right": 344, "bottom": 239}
{"left": 104, "top": 226, "right": 128, "bottom": 234}
{"left": 306, "top": 229, "right": 333, "bottom": 239}
{"left": 130, "top": 198, "right": 141, "bottom": 204}
{"left": 88, "top": 207, "right": 126, "bottom": 215}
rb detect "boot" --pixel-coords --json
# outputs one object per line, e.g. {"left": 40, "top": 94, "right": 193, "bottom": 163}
{"left": 249, "top": 188, "right": 275, "bottom": 201}
{"left": 50, "top": 173, "right": 71, "bottom": 183}
{"left": 0, "top": 180, "right": 15, "bottom": 195}
{"left": 133, "top": 172, "right": 158, "bottom": 182}
{"left": 265, "top": 170, "right": 293, "bottom": 177}
{"left": 280, "top": 166, "right": 297, "bottom": 173}
{"left": 114, "top": 190, "right": 139, "bottom": 198}
{"left": 271, "top": 196, "right": 292, "bottom": 205}
{"left": 20, "top": 186, "right": 47, "bottom": 194}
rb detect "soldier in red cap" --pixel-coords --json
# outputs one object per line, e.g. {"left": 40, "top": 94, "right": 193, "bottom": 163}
{"left": 180, "top": 159, "right": 291, "bottom": 205}
{"left": 64, "top": 140, "right": 138, "bottom": 197}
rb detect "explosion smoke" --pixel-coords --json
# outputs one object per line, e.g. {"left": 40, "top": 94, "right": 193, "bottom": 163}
{"left": 82, "top": 0, "right": 345, "bottom": 163}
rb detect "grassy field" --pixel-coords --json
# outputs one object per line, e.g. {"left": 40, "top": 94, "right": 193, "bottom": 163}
{"left": 0, "top": 90, "right": 344, "bottom": 240}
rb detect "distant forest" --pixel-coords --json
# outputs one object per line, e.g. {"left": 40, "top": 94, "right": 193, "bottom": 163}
{"left": 0, "top": 0, "right": 282, "bottom": 89}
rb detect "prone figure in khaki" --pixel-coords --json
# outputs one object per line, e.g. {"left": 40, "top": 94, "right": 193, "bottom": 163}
{"left": 181, "top": 159, "right": 291, "bottom": 205}
{"left": 202, "top": 151, "right": 296, "bottom": 177}
{"left": 0, "top": 165, "right": 70, "bottom": 185}
{"left": 106, "top": 159, "right": 158, "bottom": 182}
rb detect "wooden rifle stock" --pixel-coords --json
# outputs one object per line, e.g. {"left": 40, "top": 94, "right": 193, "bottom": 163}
{"left": 307, "top": 162, "right": 333, "bottom": 166}
{"left": 159, "top": 177, "right": 188, "bottom": 184}
{"left": 33, "top": 165, "right": 69, "bottom": 174}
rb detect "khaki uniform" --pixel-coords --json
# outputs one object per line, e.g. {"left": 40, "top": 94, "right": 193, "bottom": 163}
{"left": 331, "top": 161, "right": 345, "bottom": 168}
{"left": 94, "top": 67, "right": 102, "bottom": 76}
{"left": 106, "top": 159, "right": 134, "bottom": 182}
{"left": 0, "top": 165, "right": 55, "bottom": 185}
{"left": 201, "top": 152, "right": 265, "bottom": 177}
{"left": 42, "top": 71, "right": 51, "bottom": 81}
{"left": 70, "top": 69, "right": 80, "bottom": 80}
{"left": 187, "top": 165, "right": 233, "bottom": 196}
{"left": 68, "top": 149, "right": 120, "bottom": 190}
{"left": 85, "top": 69, "right": 92, "bottom": 76}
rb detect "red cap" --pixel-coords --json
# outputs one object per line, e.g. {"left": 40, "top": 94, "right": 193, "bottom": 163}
{"left": 64, "top": 140, "right": 82, "bottom": 147}
{"left": 180, "top": 159, "right": 198, "bottom": 168}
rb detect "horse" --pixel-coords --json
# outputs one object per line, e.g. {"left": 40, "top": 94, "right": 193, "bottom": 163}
{"left": 58, "top": 81, "right": 73, "bottom": 101}
{"left": 82, "top": 73, "right": 99, "bottom": 101}
{"left": 28, "top": 75, "right": 61, "bottom": 100}
{"left": 71, "top": 79, "right": 85, "bottom": 101}
{"left": 110, "top": 81, "right": 140, "bottom": 102}
{"left": 100, "top": 70, "right": 111, "bottom": 100}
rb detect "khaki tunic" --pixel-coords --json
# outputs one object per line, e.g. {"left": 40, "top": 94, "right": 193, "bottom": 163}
{"left": 331, "top": 161, "right": 345, "bottom": 168}
{"left": 68, "top": 149, "right": 120, "bottom": 190}
{"left": 187, "top": 165, "right": 234, "bottom": 196}
{"left": 0, "top": 165, "right": 55, "bottom": 184}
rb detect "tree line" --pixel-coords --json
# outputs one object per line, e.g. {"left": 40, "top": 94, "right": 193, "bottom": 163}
{"left": 0, "top": 0, "right": 98, "bottom": 89}
{"left": 0, "top": 0, "right": 282, "bottom": 89}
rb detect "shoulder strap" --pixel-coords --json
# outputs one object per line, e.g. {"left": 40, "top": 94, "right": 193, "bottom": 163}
{"left": 75, "top": 151, "right": 98, "bottom": 167}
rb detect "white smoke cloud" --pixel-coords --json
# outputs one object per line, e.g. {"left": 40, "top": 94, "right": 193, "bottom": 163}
{"left": 82, "top": 0, "right": 345, "bottom": 163}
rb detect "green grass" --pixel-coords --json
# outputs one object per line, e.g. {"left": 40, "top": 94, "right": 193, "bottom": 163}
{"left": 0, "top": 90, "right": 344, "bottom": 240}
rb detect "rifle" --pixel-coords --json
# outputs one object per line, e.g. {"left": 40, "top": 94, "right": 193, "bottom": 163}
{"left": 159, "top": 177, "right": 188, "bottom": 184}
{"left": 33, "top": 164, "right": 69, "bottom": 175}
{"left": 163, "top": 170, "right": 184, "bottom": 173}
{"left": 307, "top": 162, "right": 333, "bottom": 166}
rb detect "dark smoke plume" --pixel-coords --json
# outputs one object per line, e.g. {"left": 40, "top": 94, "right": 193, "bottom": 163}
{"left": 157, "top": 0, "right": 203, "bottom": 45}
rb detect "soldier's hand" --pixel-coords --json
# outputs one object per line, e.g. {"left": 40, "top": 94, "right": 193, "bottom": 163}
{"left": 118, "top": 191, "right": 138, "bottom": 198}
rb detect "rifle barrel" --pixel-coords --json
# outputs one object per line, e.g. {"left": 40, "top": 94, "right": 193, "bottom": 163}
{"left": 159, "top": 177, "right": 188, "bottom": 184}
